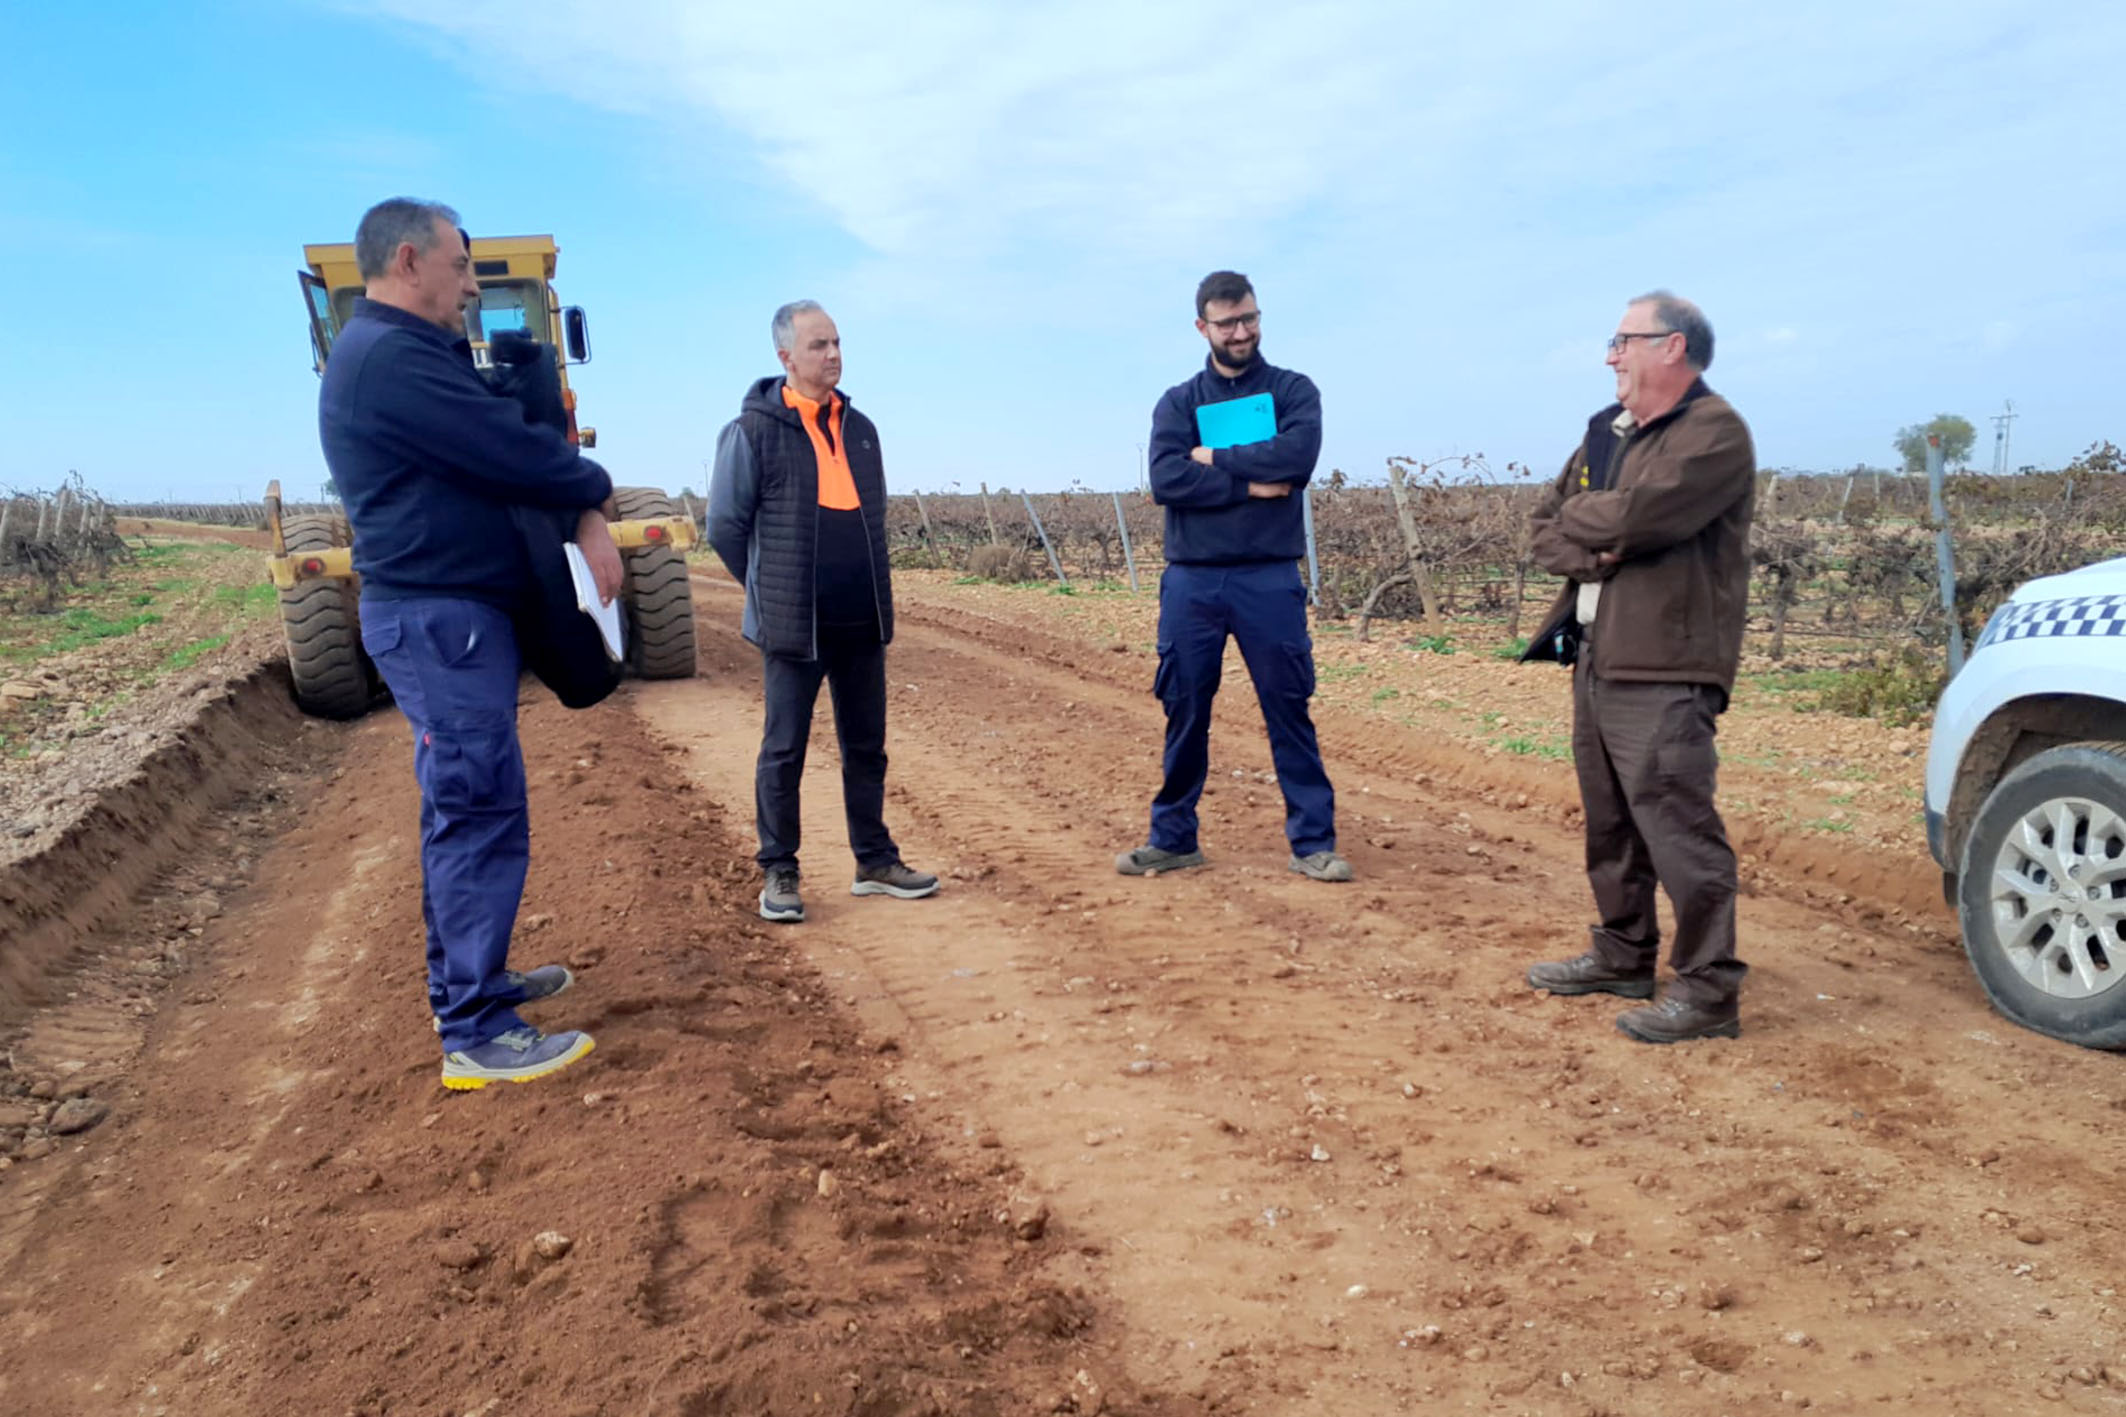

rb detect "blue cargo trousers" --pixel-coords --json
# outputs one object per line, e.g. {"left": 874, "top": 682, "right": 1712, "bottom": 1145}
{"left": 1149, "top": 560, "right": 1337, "bottom": 858}
{"left": 360, "top": 597, "right": 539, "bottom": 1052}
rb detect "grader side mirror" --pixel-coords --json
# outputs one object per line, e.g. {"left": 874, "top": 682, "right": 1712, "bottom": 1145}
{"left": 563, "top": 306, "right": 592, "bottom": 364}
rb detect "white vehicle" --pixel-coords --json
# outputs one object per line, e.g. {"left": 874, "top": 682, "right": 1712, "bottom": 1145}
{"left": 1925, "top": 555, "right": 2126, "bottom": 1049}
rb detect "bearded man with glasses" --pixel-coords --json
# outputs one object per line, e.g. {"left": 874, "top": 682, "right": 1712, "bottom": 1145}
{"left": 1116, "top": 270, "right": 1348, "bottom": 885}
{"left": 1521, "top": 291, "right": 1757, "bottom": 1043}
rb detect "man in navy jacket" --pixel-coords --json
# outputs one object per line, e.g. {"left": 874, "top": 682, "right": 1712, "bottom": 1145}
{"left": 1116, "top": 271, "right": 1349, "bottom": 883}
{"left": 320, "top": 197, "right": 622, "bottom": 1090}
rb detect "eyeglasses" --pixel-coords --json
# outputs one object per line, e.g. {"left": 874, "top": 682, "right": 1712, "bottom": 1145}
{"left": 1606, "top": 330, "right": 1674, "bottom": 353}
{"left": 1206, "top": 311, "right": 1262, "bottom": 334}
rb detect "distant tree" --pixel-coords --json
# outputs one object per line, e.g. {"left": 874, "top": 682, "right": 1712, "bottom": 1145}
{"left": 1894, "top": 414, "right": 1977, "bottom": 472}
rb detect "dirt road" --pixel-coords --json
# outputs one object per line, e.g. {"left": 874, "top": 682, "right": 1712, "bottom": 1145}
{"left": 2, "top": 570, "right": 2122, "bottom": 1415}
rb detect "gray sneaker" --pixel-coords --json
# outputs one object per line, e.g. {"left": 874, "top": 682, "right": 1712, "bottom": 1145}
{"left": 1116, "top": 844, "right": 1207, "bottom": 876}
{"left": 441, "top": 1026, "right": 595, "bottom": 1090}
{"left": 851, "top": 862, "right": 940, "bottom": 899}
{"left": 432, "top": 963, "right": 574, "bottom": 1032}
{"left": 1289, "top": 851, "right": 1354, "bottom": 882}
{"left": 760, "top": 867, "right": 804, "bottom": 923}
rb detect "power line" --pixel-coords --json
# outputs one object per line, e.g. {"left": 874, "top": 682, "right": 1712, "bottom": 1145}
{"left": 1989, "top": 399, "right": 2019, "bottom": 475}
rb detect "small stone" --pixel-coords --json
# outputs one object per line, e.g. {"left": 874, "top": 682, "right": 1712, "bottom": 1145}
{"left": 465, "top": 1169, "right": 488, "bottom": 1194}
{"left": 1798, "top": 1246, "right": 1825, "bottom": 1263}
{"left": 2016, "top": 1224, "right": 2047, "bottom": 1245}
{"left": 1310, "top": 1144, "right": 1332, "bottom": 1163}
{"left": 1344, "top": 1284, "right": 1369, "bottom": 1300}
{"left": 434, "top": 1240, "right": 483, "bottom": 1271}
{"left": 28, "top": 1080, "right": 56, "bottom": 1101}
{"left": 531, "top": 1231, "right": 572, "bottom": 1261}
{"left": 1783, "top": 1330, "right": 1812, "bottom": 1347}
{"left": 1013, "top": 1201, "right": 1051, "bottom": 1241}
{"left": 1460, "top": 1344, "right": 1490, "bottom": 1361}
{"left": 48, "top": 1098, "right": 108, "bottom": 1136}
{"left": 2037, "top": 1383, "right": 2063, "bottom": 1401}
{"left": 521, "top": 913, "right": 555, "bottom": 933}
{"left": 975, "top": 1130, "right": 1002, "bottom": 1149}
{"left": 19, "top": 1139, "right": 54, "bottom": 1162}
{"left": 567, "top": 944, "right": 605, "bottom": 969}
{"left": 816, "top": 1169, "right": 841, "bottom": 1199}
{"left": 1, "top": 681, "right": 44, "bottom": 701}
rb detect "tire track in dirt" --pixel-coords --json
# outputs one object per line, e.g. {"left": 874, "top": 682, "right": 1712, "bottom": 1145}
{"left": 0, "top": 682, "right": 1183, "bottom": 1417}
{"left": 659, "top": 570, "right": 2126, "bottom": 1414}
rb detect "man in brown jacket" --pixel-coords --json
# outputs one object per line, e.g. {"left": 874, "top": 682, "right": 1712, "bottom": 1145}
{"left": 1523, "top": 291, "right": 1755, "bottom": 1043}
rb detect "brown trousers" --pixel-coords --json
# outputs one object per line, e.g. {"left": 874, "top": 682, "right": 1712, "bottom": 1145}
{"left": 1571, "top": 660, "right": 1745, "bottom": 1006}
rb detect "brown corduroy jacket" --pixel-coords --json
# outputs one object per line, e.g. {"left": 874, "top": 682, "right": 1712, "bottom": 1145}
{"left": 1527, "top": 385, "right": 1756, "bottom": 698}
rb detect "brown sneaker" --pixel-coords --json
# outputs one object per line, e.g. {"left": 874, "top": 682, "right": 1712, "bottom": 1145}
{"left": 1616, "top": 995, "right": 1741, "bottom": 1044}
{"left": 1526, "top": 950, "right": 1655, "bottom": 999}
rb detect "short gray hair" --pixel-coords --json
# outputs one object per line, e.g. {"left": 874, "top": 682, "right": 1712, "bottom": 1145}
{"left": 355, "top": 198, "right": 461, "bottom": 281}
{"left": 771, "top": 299, "right": 825, "bottom": 353}
{"left": 1631, "top": 289, "right": 1714, "bottom": 371}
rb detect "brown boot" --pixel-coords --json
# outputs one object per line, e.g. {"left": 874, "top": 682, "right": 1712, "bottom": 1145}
{"left": 1616, "top": 995, "right": 1740, "bottom": 1044}
{"left": 1526, "top": 950, "right": 1654, "bottom": 999}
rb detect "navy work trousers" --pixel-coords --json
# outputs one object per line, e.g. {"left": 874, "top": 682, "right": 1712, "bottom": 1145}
{"left": 756, "top": 624, "right": 899, "bottom": 874}
{"left": 361, "top": 596, "right": 538, "bottom": 1052}
{"left": 1149, "top": 560, "right": 1336, "bottom": 858}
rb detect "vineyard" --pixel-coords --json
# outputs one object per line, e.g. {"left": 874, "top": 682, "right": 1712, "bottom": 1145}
{"left": 0, "top": 476, "right": 133, "bottom": 611}
{"left": 878, "top": 443, "right": 2126, "bottom": 672}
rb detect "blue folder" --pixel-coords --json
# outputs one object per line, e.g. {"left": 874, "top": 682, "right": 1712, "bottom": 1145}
{"left": 1195, "top": 392, "right": 1277, "bottom": 450}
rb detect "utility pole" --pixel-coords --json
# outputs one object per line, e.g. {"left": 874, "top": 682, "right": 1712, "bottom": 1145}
{"left": 1989, "top": 400, "right": 2018, "bottom": 476}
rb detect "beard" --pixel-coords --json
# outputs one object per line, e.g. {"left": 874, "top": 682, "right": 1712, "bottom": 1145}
{"left": 1213, "top": 337, "right": 1260, "bottom": 371}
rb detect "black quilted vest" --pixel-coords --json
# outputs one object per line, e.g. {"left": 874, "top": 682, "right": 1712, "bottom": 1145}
{"left": 735, "top": 376, "right": 894, "bottom": 658}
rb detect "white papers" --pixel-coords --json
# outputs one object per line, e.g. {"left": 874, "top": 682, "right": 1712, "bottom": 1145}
{"left": 564, "top": 541, "right": 626, "bottom": 661}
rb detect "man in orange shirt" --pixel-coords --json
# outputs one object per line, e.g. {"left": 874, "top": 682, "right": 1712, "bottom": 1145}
{"left": 708, "top": 300, "right": 938, "bottom": 922}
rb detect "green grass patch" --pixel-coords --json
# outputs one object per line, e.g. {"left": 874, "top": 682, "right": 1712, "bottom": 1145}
{"left": 1407, "top": 633, "right": 1456, "bottom": 655}
{"left": 1318, "top": 662, "right": 1370, "bottom": 684}
{"left": 1801, "top": 816, "right": 1857, "bottom": 834}
{"left": 162, "top": 634, "right": 232, "bottom": 671}
{"left": 1491, "top": 636, "right": 1530, "bottom": 660}
{"left": 1370, "top": 686, "right": 1401, "bottom": 704}
{"left": 212, "top": 582, "right": 278, "bottom": 616}
{"left": 1498, "top": 734, "right": 1572, "bottom": 761}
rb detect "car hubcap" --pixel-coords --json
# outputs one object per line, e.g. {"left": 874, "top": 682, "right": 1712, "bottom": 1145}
{"left": 1987, "top": 796, "right": 2126, "bottom": 999}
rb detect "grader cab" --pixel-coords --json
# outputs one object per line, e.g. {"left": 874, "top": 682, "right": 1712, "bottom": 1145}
{"left": 269, "top": 234, "right": 698, "bottom": 719}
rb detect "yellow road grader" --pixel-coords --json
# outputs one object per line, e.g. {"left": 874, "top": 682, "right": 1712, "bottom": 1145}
{"left": 266, "top": 234, "right": 697, "bottom": 718}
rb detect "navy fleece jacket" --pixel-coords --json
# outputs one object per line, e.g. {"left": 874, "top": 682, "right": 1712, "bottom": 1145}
{"left": 1148, "top": 355, "right": 1321, "bottom": 565}
{"left": 319, "top": 298, "right": 612, "bottom": 606}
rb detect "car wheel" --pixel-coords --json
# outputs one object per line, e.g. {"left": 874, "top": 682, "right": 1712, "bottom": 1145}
{"left": 1956, "top": 741, "right": 2126, "bottom": 1049}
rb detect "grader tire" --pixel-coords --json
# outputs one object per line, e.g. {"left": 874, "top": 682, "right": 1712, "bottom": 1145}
{"left": 279, "top": 513, "right": 375, "bottom": 720}
{"left": 613, "top": 486, "right": 697, "bottom": 679}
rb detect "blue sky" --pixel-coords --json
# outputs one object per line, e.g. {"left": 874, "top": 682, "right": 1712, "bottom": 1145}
{"left": 4, "top": 1, "right": 2121, "bottom": 502}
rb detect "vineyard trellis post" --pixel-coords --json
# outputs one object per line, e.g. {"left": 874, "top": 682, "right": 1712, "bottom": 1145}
{"left": 912, "top": 489, "right": 936, "bottom": 551}
{"left": 1301, "top": 482, "right": 1321, "bottom": 607}
{"left": 1925, "top": 434, "right": 1966, "bottom": 675}
{"left": 1835, "top": 473, "right": 1856, "bottom": 525}
{"left": 979, "top": 482, "right": 1000, "bottom": 545}
{"left": 1110, "top": 490, "right": 1139, "bottom": 594}
{"left": 1384, "top": 459, "right": 1446, "bottom": 626}
{"left": 1020, "top": 492, "right": 1068, "bottom": 589}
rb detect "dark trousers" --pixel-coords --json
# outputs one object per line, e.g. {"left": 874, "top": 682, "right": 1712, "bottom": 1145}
{"left": 1149, "top": 560, "right": 1336, "bottom": 857}
{"left": 1571, "top": 659, "right": 1745, "bottom": 1007}
{"left": 756, "top": 626, "right": 898, "bottom": 873}
{"left": 361, "top": 597, "right": 542, "bottom": 1052}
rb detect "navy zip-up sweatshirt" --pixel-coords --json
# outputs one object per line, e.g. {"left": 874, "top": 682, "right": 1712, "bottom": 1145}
{"left": 1148, "top": 355, "right": 1322, "bottom": 565}
{"left": 319, "top": 298, "right": 613, "bottom": 606}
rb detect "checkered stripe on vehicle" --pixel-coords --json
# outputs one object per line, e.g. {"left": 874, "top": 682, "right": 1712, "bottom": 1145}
{"left": 1978, "top": 592, "right": 2126, "bottom": 648}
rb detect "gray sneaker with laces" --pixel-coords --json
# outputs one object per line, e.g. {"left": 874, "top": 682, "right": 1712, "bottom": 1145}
{"left": 851, "top": 862, "right": 940, "bottom": 899}
{"left": 760, "top": 867, "right": 804, "bottom": 922}
{"left": 1289, "top": 850, "right": 1354, "bottom": 882}
{"left": 1115, "top": 844, "right": 1207, "bottom": 876}
{"left": 431, "top": 963, "right": 574, "bottom": 1033}
{"left": 441, "top": 1026, "right": 596, "bottom": 1090}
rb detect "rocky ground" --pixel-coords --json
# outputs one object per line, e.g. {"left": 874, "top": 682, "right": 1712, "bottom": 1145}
{"left": 0, "top": 552, "right": 2120, "bottom": 1415}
